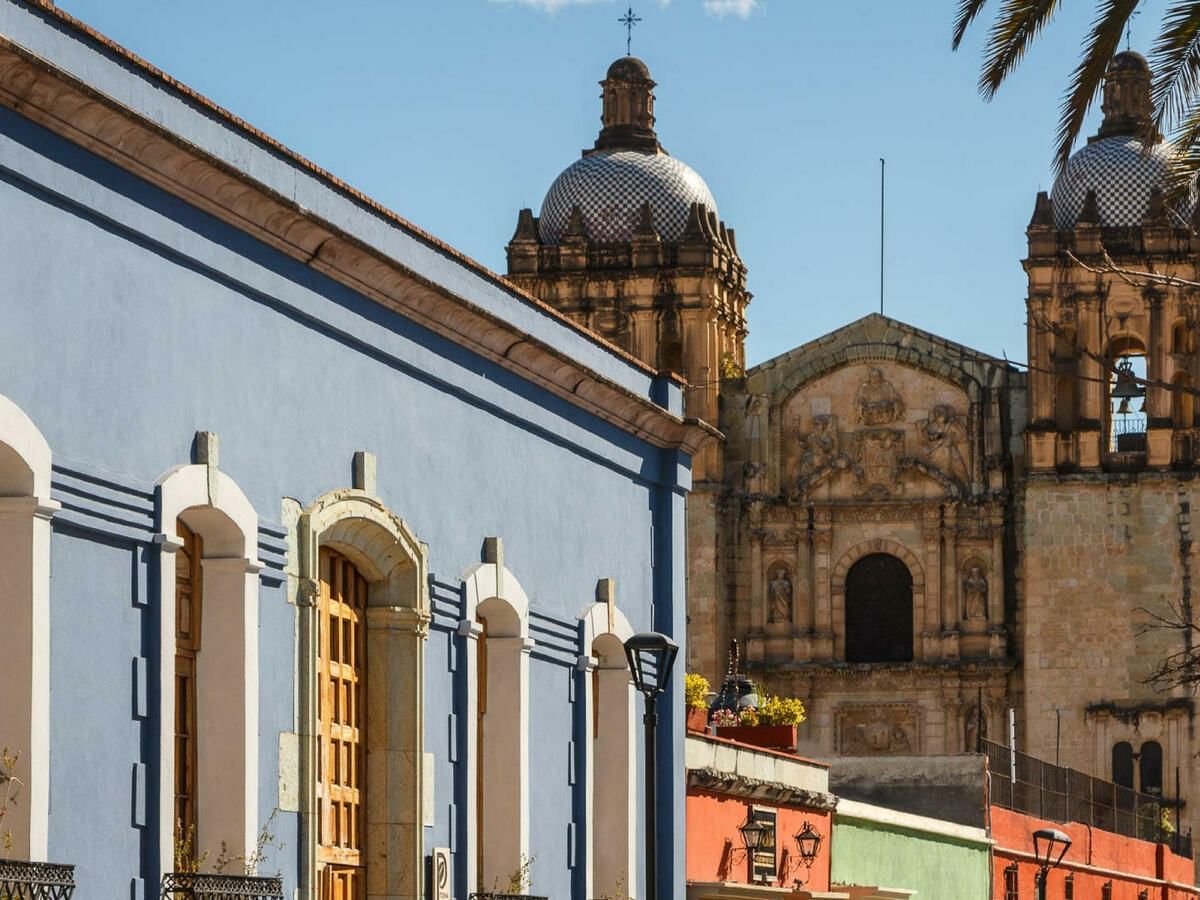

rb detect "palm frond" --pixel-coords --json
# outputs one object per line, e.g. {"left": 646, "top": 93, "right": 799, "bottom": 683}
{"left": 1162, "top": 100, "right": 1200, "bottom": 208}
{"left": 952, "top": 0, "right": 992, "bottom": 50}
{"left": 1150, "top": 3, "right": 1200, "bottom": 135}
{"left": 1054, "top": 0, "right": 1141, "bottom": 175}
{"left": 979, "top": 0, "right": 1064, "bottom": 99}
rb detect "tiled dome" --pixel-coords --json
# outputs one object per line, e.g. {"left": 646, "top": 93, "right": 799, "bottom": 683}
{"left": 1050, "top": 136, "right": 1175, "bottom": 228}
{"left": 539, "top": 150, "right": 718, "bottom": 243}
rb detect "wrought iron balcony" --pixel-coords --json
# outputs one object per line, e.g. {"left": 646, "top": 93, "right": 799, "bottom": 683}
{"left": 160, "top": 872, "right": 284, "bottom": 900}
{"left": 0, "top": 859, "right": 76, "bottom": 899}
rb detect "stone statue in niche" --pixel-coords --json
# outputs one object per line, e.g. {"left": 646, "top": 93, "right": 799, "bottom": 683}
{"left": 963, "top": 564, "right": 989, "bottom": 621}
{"left": 768, "top": 567, "right": 793, "bottom": 623}
{"left": 855, "top": 368, "right": 905, "bottom": 426}
{"left": 921, "top": 404, "right": 968, "bottom": 482}
{"left": 798, "top": 414, "right": 840, "bottom": 475}
{"left": 964, "top": 705, "right": 988, "bottom": 752}
{"left": 745, "top": 394, "right": 767, "bottom": 464}
{"left": 743, "top": 461, "right": 767, "bottom": 494}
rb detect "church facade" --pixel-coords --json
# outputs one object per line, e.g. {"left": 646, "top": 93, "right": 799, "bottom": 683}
{"left": 508, "top": 50, "right": 1200, "bottom": 841}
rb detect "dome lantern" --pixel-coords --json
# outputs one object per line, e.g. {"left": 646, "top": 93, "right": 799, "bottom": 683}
{"left": 591, "top": 56, "right": 662, "bottom": 155}
{"left": 1095, "top": 51, "right": 1159, "bottom": 143}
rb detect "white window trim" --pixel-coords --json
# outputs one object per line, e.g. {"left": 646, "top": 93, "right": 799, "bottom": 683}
{"left": 459, "top": 559, "right": 532, "bottom": 897}
{"left": 154, "top": 463, "right": 261, "bottom": 876}
{"left": 579, "top": 601, "right": 637, "bottom": 900}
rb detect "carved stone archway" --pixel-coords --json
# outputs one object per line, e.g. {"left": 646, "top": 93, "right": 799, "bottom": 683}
{"left": 831, "top": 539, "right": 925, "bottom": 661}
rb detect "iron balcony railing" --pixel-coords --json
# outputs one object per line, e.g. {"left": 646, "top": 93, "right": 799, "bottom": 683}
{"left": 0, "top": 859, "right": 76, "bottom": 899}
{"left": 981, "top": 738, "right": 1193, "bottom": 859}
{"left": 468, "top": 894, "right": 549, "bottom": 900}
{"left": 160, "top": 872, "right": 284, "bottom": 900}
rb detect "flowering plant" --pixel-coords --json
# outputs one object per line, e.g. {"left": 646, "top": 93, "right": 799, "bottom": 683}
{"left": 684, "top": 673, "right": 711, "bottom": 710}
{"left": 757, "top": 694, "right": 806, "bottom": 726}
{"left": 710, "top": 708, "right": 741, "bottom": 727}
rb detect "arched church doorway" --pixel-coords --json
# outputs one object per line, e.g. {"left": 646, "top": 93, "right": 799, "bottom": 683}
{"left": 845, "top": 553, "right": 913, "bottom": 663}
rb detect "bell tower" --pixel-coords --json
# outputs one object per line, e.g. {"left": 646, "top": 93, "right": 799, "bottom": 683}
{"left": 1021, "top": 51, "right": 1200, "bottom": 843}
{"left": 504, "top": 56, "right": 750, "bottom": 482}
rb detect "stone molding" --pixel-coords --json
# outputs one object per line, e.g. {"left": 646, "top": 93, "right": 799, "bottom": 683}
{"left": 687, "top": 768, "right": 838, "bottom": 811}
{"left": 0, "top": 27, "right": 716, "bottom": 459}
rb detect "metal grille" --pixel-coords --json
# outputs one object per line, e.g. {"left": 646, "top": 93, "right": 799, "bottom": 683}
{"left": 160, "top": 873, "right": 284, "bottom": 900}
{"left": 0, "top": 860, "right": 75, "bottom": 900}
{"left": 982, "top": 739, "right": 1193, "bottom": 858}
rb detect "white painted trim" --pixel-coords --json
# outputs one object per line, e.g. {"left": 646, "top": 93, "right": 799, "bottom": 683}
{"left": 154, "top": 464, "right": 261, "bottom": 876}
{"left": 0, "top": 395, "right": 54, "bottom": 863}
{"left": 579, "top": 601, "right": 637, "bottom": 900}
{"left": 834, "top": 798, "right": 990, "bottom": 845}
{"left": 461, "top": 560, "right": 533, "bottom": 894}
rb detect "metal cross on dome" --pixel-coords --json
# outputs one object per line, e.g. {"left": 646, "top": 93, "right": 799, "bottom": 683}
{"left": 619, "top": 6, "right": 641, "bottom": 57}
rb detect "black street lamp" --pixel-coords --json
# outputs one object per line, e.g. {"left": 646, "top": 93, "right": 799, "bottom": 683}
{"left": 791, "top": 821, "right": 823, "bottom": 887}
{"left": 624, "top": 632, "right": 679, "bottom": 900}
{"left": 738, "top": 816, "right": 770, "bottom": 882}
{"left": 1032, "top": 827, "right": 1072, "bottom": 900}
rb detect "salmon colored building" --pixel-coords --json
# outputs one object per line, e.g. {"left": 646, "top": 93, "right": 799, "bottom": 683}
{"left": 685, "top": 732, "right": 843, "bottom": 899}
{"left": 992, "top": 807, "right": 1198, "bottom": 900}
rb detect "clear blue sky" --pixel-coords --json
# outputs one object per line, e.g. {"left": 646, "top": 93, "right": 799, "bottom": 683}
{"left": 55, "top": 0, "right": 1172, "bottom": 367}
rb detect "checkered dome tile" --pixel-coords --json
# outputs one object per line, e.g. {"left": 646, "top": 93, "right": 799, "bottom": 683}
{"left": 539, "top": 150, "right": 718, "bottom": 244}
{"left": 1051, "top": 136, "right": 1177, "bottom": 228}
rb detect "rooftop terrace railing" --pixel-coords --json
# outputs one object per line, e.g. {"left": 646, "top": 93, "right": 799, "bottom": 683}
{"left": 981, "top": 738, "right": 1193, "bottom": 859}
{"left": 0, "top": 859, "right": 76, "bottom": 900}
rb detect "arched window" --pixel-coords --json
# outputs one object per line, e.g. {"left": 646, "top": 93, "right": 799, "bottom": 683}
{"left": 1108, "top": 339, "right": 1147, "bottom": 452}
{"left": 317, "top": 549, "right": 368, "bottom": 897}
{"left": 0, "top": 394, "right": 56, "bottom": 862}
{"left": 1173, "top": 319, "right": 1193, "bottom": 355}
{"left": 156, "top": 463, "right": 260, "bottom": 875}
{"left": 584, "top": 610, "right": 636, "bottom": 900}
{"left": 844, "top": 553, "right": 913, "bottom": 663}
{"left": 1113, "top": 741, "right": 1134, "bottom": 789}
{"left": 1140, "top": 740, "right": 1163, "bottom": 796}
{"left": 462, "top": 551, "right": 531, "bottom": 897}
{"left": 476, "top": 595, "right": 527, "bottom": 890}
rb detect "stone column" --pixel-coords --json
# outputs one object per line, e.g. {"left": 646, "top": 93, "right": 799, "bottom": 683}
{"left": 749, "top": 527, "right": 765, "bottom": 633}
{"left": 812, "top": 509, "right": 834, "bottom": 660}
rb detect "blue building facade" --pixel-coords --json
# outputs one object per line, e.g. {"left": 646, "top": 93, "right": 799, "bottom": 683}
{"left": 0, "top": 3, "right": 709, "bottom": 898}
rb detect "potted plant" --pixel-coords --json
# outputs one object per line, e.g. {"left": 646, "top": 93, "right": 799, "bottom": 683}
{"left": 714, "top": 693, "right": 806, "bottom": 751}
{"left": 684, "top": 673, "right": 711, "bottom": 732}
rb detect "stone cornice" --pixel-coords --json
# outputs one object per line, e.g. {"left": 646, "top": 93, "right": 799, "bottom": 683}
{"left": 688, "top": 768, "right": 838, "bottom": 811}
{"left": 0, "top": 18, "right": 718, "bottom": 457}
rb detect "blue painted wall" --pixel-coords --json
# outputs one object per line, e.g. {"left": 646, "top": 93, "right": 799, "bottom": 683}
{"left": 0, "top": 5, "right": 692, "bottom": 897}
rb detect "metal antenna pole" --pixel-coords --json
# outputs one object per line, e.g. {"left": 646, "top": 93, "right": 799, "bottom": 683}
{"left": 879, "top": 158, "right": 885, "bottom": 315}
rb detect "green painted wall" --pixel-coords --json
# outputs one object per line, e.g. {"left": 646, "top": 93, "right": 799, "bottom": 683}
{"left": 831, "top": 816, "right": 990, "bottom": 900}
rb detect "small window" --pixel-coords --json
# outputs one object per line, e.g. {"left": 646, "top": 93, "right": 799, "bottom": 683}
{"left": 1064, "top": 873, "right": 1074, "bottom": 900}
{"left": 1140, "top": 740, "right": 1163, "bottom": 796}
{"left": 1004, "top": 863, "right": 1019, "bottom": 900}
{"left": 750, "top": 807, "right": 777, "bottom": 883}
{"left": 1113, "top": 741, "right": 1134, "bottom": 789}
{"left": 1102, "top": 881, "right": 1113, "bottom": 900}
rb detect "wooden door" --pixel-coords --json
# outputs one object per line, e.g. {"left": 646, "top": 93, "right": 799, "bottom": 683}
{"left": 318, "top": 548, "right": 368, "bottom": 898}
{"left": 174, "top": 521, "right": 202, "bottom": 858}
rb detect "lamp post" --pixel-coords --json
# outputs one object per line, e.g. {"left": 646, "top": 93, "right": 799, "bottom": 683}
{"left": 1032, "top": 827, "right": 1072, "bottom": 900}
{"left": 624, "top": 632, "right": 679, "bottom": 900}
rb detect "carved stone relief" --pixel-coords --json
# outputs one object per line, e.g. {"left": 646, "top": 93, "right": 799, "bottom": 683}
{"left": 852, "top": 429, "right": 904, "bottom": 497}
{"left": 920, "top": 404, "right": 968, "bottom": 483}
{"left": 836, "top": 703, "right": 922, "bottom": 756}
{"left": 855, "top": 368, "right": 906, "bottom": 426}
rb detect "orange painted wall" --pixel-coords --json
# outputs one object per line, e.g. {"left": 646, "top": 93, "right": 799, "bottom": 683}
{"left": 990, "top": 807, "right": 1198, "bottom": 899}
{"left": 686, "top": 788, "right": 833, "bottom": 892}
